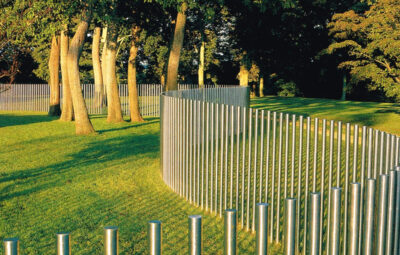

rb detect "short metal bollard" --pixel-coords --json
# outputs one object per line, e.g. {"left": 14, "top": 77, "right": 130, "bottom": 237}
{"left": 3, "top": 238, "right": 19, "bottom": 255}
{"left": 284, "top": 198, "right": 296, "bottom": 255}
{"left": 148, "top": 220, "right": 162, "bottom": 255}
{"left": 349, "top": 183, "right": 361, "bottom": 255}
{"left": 104, "top": 226, "right": 119, "bottom": 255}
{"left": 256, "top": 203, "right": 269, "bottom": 255}
{"left": 56, "top": 232, "right": 71, "bottom": 255}
{"left": 309, "top": 192, "right": 321, "bottom": 255}
{"left": 189, "top": 215, "right": 202, "bottom": 255}
{"left": 224, "top": 209, "right": 237, "bottom": 255}
{"left": 329, "top": 187, "right": 341, "bottom": 255}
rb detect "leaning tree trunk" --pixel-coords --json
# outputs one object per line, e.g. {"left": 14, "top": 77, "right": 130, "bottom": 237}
{"left": 198, "top": 39, "right": 205, "bottom": 88}
{"left": 48, "top": 35, "right": 61, "bottom": 116}
{"left": 341, "top": 73, "right": 347, "bottom": 101}
{"left": 104, "top": 24, "right": 124, "bottom": 123}
{"left": 165, "top": 2, "right": 188, "bottom": 91}
{"left": 92, "top": 26, "right": 104, "bottom": 109}
{"left": 60, "top": 26, "right": 74, "bottom": 121}
{"left": 128, "top": 26, "right": 144, "bottom": 122}
{"left": 67, "top": 12, "right": 96, "bottom": 135}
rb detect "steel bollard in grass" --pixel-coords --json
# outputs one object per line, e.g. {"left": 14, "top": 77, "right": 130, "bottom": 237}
{"left": 104, "top": 226, "right": 118, "bottom": 255}
{"left": 284, "top": 198, "right": 296, "bottom": 255}
{"left": 4, "top": 238, "right": 19, "bottom": 255}
{"left": 256, "top": 203, "right": 269, "bottom": 255}
{"left": 148, "top": 220, "right": 162, "bottom": 255}
{"left": 56, "top": 232, "right": 70, "bottom": 255}
{"left": 189, "top": 215, "right": 202, "bottom": 255}
{"left": 224, "top": 209, "right": 237, "bottom": 255}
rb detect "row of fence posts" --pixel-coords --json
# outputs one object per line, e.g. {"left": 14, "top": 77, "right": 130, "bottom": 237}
{"left": 2, "top": 203, "right": 265, "bottom": 255}
{"left": 4, "top": 171, "right": 399, "bottom": 255}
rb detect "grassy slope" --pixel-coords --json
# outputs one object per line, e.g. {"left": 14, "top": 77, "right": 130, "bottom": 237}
{"left": 251, "top": 96, "right": 400, "bottom": 136}
{"left": 0, "top": 112, "right": 259, "bottom": 254}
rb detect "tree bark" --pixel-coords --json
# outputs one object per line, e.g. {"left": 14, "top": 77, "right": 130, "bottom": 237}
{"left": 259, "top": 76, "right": 264, "bottom": 97}
{"left": 128, "top": 26, "right": 144, "bottom": 122}
{"left": 60, "top": 27, "right": 74, "bottom": 121}
{"left": 92, "top": 26, "right": 103, "bottom": 109}
{"left": 239, "top": 65, "right": 249, "bottom": 86}
{"left": 341, "top": 73, "right": 347, "bottom": 100}
{"left": 166, "top": 2, "right": 188, "bottom": 91}
{"left": 48, "top": 35, "right": 61, "bottom": 116}
{"left": 104, "top": 24, "right": 124, "bottom": 123}
{"left": 101, "top": 26, "right": 108, "bottom": 106}
{"left": 198, "top": 39, "right": 205, "bottom": 88}
{"left": 67, "top": 12, "right": 96, "bottom": 135}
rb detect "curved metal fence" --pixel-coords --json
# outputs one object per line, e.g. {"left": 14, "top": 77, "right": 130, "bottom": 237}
{"left": 0, "top": 83, "right": 236, "bottom": 117}
{"left": 161, "top": 86, "right": 400, "bottom": 254}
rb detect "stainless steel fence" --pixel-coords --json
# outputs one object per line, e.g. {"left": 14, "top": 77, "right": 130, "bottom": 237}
{"left": 161, "top": 86, "right": 400, "bottom": 254}
{"left": 0, "top": 84, "right": 235, "bottom": 117}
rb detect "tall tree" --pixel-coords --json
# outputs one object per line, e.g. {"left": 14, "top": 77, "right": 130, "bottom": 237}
{"left": 327, "top": 0, "right": 400, "bottom": 100}
{"left": 104, "top": 23, "right": 124, "bottom": 122}
{"left": 92, "top": 26, "right": 104, "bottom": 109}
{"left": 60, "top": 26, "right": 74, "bottom": 121}
{"left": 128, "top": 26, "right": 144, "bottom": 122}
{"left": 48, "top": 35, "right": 61, "bottom": 116}
{"left": 67, "top": 10, "right": 96, "bottom": 134}
{"left": 166, "top": 2, "right": 188, "bottom": 91}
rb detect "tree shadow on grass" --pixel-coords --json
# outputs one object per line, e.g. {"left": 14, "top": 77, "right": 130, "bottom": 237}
{"left": 0, "top": 132, "right": 160, "bottom": 201}
{"left": 0, "top": 113, "right": 57, "bottom": 128}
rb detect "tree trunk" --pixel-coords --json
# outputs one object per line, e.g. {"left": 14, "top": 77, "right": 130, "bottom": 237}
{"left": 105, "top": 24, "right": 124, "bottom": 123}
{"left": 166, "top": 2, "right": 188, "bottom": 91}
{"left": 92, "top": 26, "right": 103, "bottom": 109}
{"left": 67, "top": 12, "right": 96, "bottom": 135}
{"left": 341, "top": 73, "right": 347, "bottom": 100}
{"left": 101, "top": 26, "right": 108, "bottom": 106}
{"left": 161, "top": 74, "right": 165, "bottom": 86}
{"left": 259, "top": 76, "right": 264, "bottom": 97}
{"left": 48, "top": 35, "right": 61, "bottom": 116}
{"left": 128, "top": 26, "right": 144, "bottom": 122}
{"left": 198, "top": 39, "right": 205, "bottom": 88}
{"left": 239, "top": 65, "right": 249, "bottom": 86}
{"left": 60, "top": 27, "right": 74, "bottom": 121}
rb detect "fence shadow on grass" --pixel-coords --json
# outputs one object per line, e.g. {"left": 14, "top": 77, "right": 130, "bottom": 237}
{"left": 0, "top": 113, "right": 57, "bottom": 128}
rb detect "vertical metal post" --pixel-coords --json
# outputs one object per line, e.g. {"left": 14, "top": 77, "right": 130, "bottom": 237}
{"left": 376, "top": 174, "right": 389, "bottom": 255}
{"left": 256, "top": 203, "right": 269, "bottom": 255}
{"left": 284, "top": 198, "right": 296, "bottom": 255}
{"left": 189, "top": 215, "right": 202, "bottom": 255}
{"left": 104, "top": 226, "right": 118, "bottom": 255}
{"left": 348, "top": 182, "right": 361, "bottom": 255}
{"left": 309, "top": 192, "right": 321, "bottom": 255}
{"left": 394, "top": 169, "right": 400, "bottom": 255}
{"left": 149, "top": 221, "right": 162, "bottom": 255}
{"left": 224, "top": 209, "right": 237, "bottom": 255}
{"left": 276, "top": 112, "right": 283, "bottom": 242}
{"left": 3, "top": 238, "right": 19, "bottom": 255}
{"left": 329, "top": 187, "right": 341, "bottom": 255}
{"left": 363, "top": 179, "right": 376, "bottom": 255}
{"left": 385, "top": 170, "right": 397, "bottom": 255}
{"left": 56, "top": 232, "right": 71, "bottom": 255}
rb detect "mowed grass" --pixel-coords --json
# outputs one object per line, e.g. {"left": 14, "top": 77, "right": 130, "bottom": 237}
{"left": 251, "top": 96, "right": 400, "bottom": 135}
{"left": 0, "top": 112, "right": 259, "bottom": 254}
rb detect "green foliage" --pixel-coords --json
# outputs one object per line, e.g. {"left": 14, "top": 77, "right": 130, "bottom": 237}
{"left": 326, "top": 0, "right": 400, "bottom": 100}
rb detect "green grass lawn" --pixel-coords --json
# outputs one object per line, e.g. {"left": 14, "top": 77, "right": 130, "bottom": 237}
{"left": 251, "top": 96, "right": 400, "bottom": 136}
{"left": 0, "top": 112, "right": 261, "bottom": 254}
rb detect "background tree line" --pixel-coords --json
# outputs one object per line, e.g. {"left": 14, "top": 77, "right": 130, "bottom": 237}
{"left": 0, "top": 0, "right": 399, "bottom": 134}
